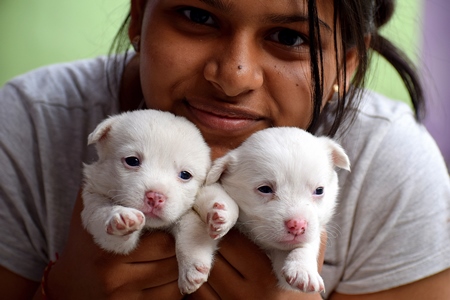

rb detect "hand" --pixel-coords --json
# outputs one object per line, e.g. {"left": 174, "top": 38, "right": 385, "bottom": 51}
{"left": 188, "top": 229, "right": 327, "bottom": 300}
{"left": 43, "top": 190, "right": 183, "bottom": 299}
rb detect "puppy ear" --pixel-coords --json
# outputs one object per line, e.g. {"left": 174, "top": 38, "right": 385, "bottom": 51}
{"left": 322, "top": 138, "right": 351, "bottom": 171}
{"left": 206, "top": 153, "right": 234, "bottom": 185}
{"left": 87, "top": 116, "right": 116, "bottom": 145}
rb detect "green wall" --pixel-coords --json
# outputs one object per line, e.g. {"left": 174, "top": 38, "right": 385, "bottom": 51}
{"left": 0, "top": 0, "right": 128, "bottom": 84}
{"left": 367, "top": 0, "right": 423, "bottom": 103}
{"left": 0, "top": 0, "right": 422, "bottom": 104}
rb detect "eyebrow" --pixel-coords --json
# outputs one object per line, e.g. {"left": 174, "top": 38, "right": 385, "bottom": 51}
{"left": 198, "top": 0, "right": 232, "bottom": 12}
{"left": 264, "top": 13, "right": 332, "bottom": 32}
{"left": 197, "top": 0, "right": 331, "bottom": 32}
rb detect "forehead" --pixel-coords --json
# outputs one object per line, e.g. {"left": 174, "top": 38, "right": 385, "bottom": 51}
{"left": 236, "top": 130, "right": 332, "bottom": 174}
{"left": 194, "top": 0, "right": 334, "bottom": 29}
{"left": 233, "top": 144, "right": 332, "bottom": 190}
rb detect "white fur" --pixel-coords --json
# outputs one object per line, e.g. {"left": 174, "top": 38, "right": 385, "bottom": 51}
{"left": 81, "top": 109, "right": 221, "bottom": 293}
{"left": 175, "top": 182, "right": 239, "bottom": 293}
{"left": 206, "top": 127, "right": 350, "bottom": 293}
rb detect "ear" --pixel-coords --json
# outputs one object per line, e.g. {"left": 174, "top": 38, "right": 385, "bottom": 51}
{"left": 128, "top": 0, "right": 147, "bottom": 42}
{"left": 322, "top": 138, "right": 351, "bottom": 171}
{"left": 205, "top": 152, "right": 234, "bottom": 185}
{"left": 328, "top": 35, "right": 369, "bottom": 101}
{"left": 324, "top": 45, "right": 360, "bottom": 104}
{"left": 343, "top": 47, "right": 358, "bottom": 85}
{"left": 343, "top": 35, "right": 371, "bottom": 88}
{"left": 87, "top": 117, "right": 115, "bottom": 145}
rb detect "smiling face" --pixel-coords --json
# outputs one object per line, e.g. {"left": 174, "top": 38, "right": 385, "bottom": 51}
{"left": 128, "top": 0, "right": 355, "bottom": 159}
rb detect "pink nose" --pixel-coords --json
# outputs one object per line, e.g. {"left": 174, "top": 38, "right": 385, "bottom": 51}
{"left": 145, "top": 191, "right": 166, "bottom": 208}
{"left": 285, "top": 219, "right": 307, "bottom": 235}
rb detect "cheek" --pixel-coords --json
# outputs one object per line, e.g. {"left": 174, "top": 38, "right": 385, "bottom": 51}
{"left": 138, "top": 16, "right": 203, "bottom": 111}
{"left": 138, "top": 38, "right": 182, "bottom": 110}
{"left": 265, "top": 62, "right": 314, "bottom": 129}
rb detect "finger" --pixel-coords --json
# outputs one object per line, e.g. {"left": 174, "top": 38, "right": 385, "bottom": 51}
{"left": 206, "top": 230, "right": 277, "bottom": 299}
{"left": 141, "top": 280, "right": 183, "bottom": 300}
{"left": 208, "top": 251, "right": 282, "bottom": 299}
{"left": 216, "top": 229, "right": 273, "bottom": 278}
{"left": 126, "top": 230, "right": 176, "bottom": 263}
{"left": 187, "top": 282, "right": 220, "bottom": 300}
{"left": 207, "top": 252, "right": 246, "bottom": 298}
{"left": 124, "top": 256, "right": 179, "bottom": 289}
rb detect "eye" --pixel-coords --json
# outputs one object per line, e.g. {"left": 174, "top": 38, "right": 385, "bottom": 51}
{"left": 314, "top": 187, "right": 324, "bottom": 196}
{"left": 181, "top": 7, "right": 215, "bottom": 25}
{"left": 123, "top": 156, "right": 140, "bottom": 167}
{"left": 267, "top": 29, "right": 305, "bottom": 47}
{"left": 179, "top": 170, "right": 193, "bottom": 181}
{"left": 257, "top": 185, "right": 274, "bottom": 194}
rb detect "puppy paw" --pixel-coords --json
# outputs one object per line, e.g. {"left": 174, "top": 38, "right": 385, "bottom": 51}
{"left": 178, "top": 262, "right": 210, "bottom": 294}
{"left": 206, "top": 202, "right": 234, "bottom": 239}
{"left": 106, "top": 207, "right": 145, "bottom": 236}
{"left": 282, "top": 262, "right": 325, "bottom": 293}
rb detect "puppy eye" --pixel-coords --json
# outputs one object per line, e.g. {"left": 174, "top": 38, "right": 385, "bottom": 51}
{"left": 314, "top": 187, "right": 324, "bottom": 195}
{"left": 257, "top": 185, "right": 273, "bottom": 194}
{"left": 179, "top": 171, "right": 193, "bottom": 181}
{"left": 123, "top": 156, "right": 140, "bottom": 167}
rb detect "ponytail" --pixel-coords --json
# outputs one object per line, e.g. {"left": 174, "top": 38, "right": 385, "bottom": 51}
{"left": 370, "top": 0, "right": 424, "bottom": 120}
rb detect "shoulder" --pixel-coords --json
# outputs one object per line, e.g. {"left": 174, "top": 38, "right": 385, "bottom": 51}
{"left": 1, "top": 54, "right": 126, "bottom": 110}
{"left": 0, "top": 54, "right": 128, "bottom": 144}
{"left": 322, "top": 90, "right": 450, "bottom": 296}
{"left": 337, "top": 89, "right": 448, "bottom": 212}
{"left": 0, "top": 56, "right": 127, "bottom": 282}
{"left": 340, "top": 90, "right": 447, "bottom": 180}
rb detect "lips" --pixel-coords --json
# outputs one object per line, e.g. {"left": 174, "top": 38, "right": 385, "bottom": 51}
{"left": 184, "top": 99, "right": 264, "bottom": 133}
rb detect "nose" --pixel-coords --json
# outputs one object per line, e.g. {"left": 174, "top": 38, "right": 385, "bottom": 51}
{"left": 285, "top": 218, "right": 308, "bottom": 236}
{"left": 145, "top": 191, "right": 166, "bottom": 208}
{"left": 204, "top": 35, "right": 263, "bottom": 97}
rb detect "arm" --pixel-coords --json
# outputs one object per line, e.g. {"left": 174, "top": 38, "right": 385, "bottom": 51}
{"left": 35, "top": 191, "right": 183, "bottom": 299}
{"left": 330, "top": 268, "right": 450, "bottom": 300}
{"left": 0, "top": 266, "right": 40, "bottom": 299}
{"left": 189, "top": 229, "right": 327, "bottom": 300}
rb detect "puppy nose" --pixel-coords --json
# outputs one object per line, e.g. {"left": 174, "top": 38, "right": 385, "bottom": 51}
{"left": 285, "top": 219, "right": 307, "bottom": 235}
{"left": 145, "top": 191, "right": 166, "bottom": 208}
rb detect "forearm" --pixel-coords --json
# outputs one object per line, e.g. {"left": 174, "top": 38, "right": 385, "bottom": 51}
{"left": 0, "top": 265, "right": 40, "bottom": 299}
{"left": 329, "top": 268, "right": 450, "bottom": 300}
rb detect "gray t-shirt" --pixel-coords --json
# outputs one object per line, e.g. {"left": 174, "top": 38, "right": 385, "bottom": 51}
{"left": 0, "top": 55, "right": 122, "bottom": 281}
{"left": 0, "top": 55, "right": 449, "bottom": 297}
{"left": 319, "top": 93, "right": 450, "bottom": 297}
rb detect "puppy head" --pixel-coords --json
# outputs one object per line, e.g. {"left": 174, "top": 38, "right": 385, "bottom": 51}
{"left": 207, "top": 127, "right": 349, "bottom": 250}
{"left": 84, "top": 109, "right": 211, "bottom": 228}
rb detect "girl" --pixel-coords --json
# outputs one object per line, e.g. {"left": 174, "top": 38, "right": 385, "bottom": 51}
{"left": 1, "top": 0, "right": 449, "bottom": 299}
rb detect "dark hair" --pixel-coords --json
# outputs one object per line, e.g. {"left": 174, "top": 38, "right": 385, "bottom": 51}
{"left": 307, "top": 0, "right": 424, "bottom": 136}
{"left": 109, "top": 0, "right": 424, "bottom": 137}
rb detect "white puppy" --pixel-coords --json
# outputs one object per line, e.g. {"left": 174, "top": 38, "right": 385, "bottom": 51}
{"left": 81, "top": 109, "right": 225, "bottom": 293}
{"left": 206, "top": 127, "right": 350, "bottom": 293}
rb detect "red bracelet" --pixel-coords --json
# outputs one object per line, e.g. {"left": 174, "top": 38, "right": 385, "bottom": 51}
{"left": 41, "top": 253, "right": 59, "bottom": 300}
